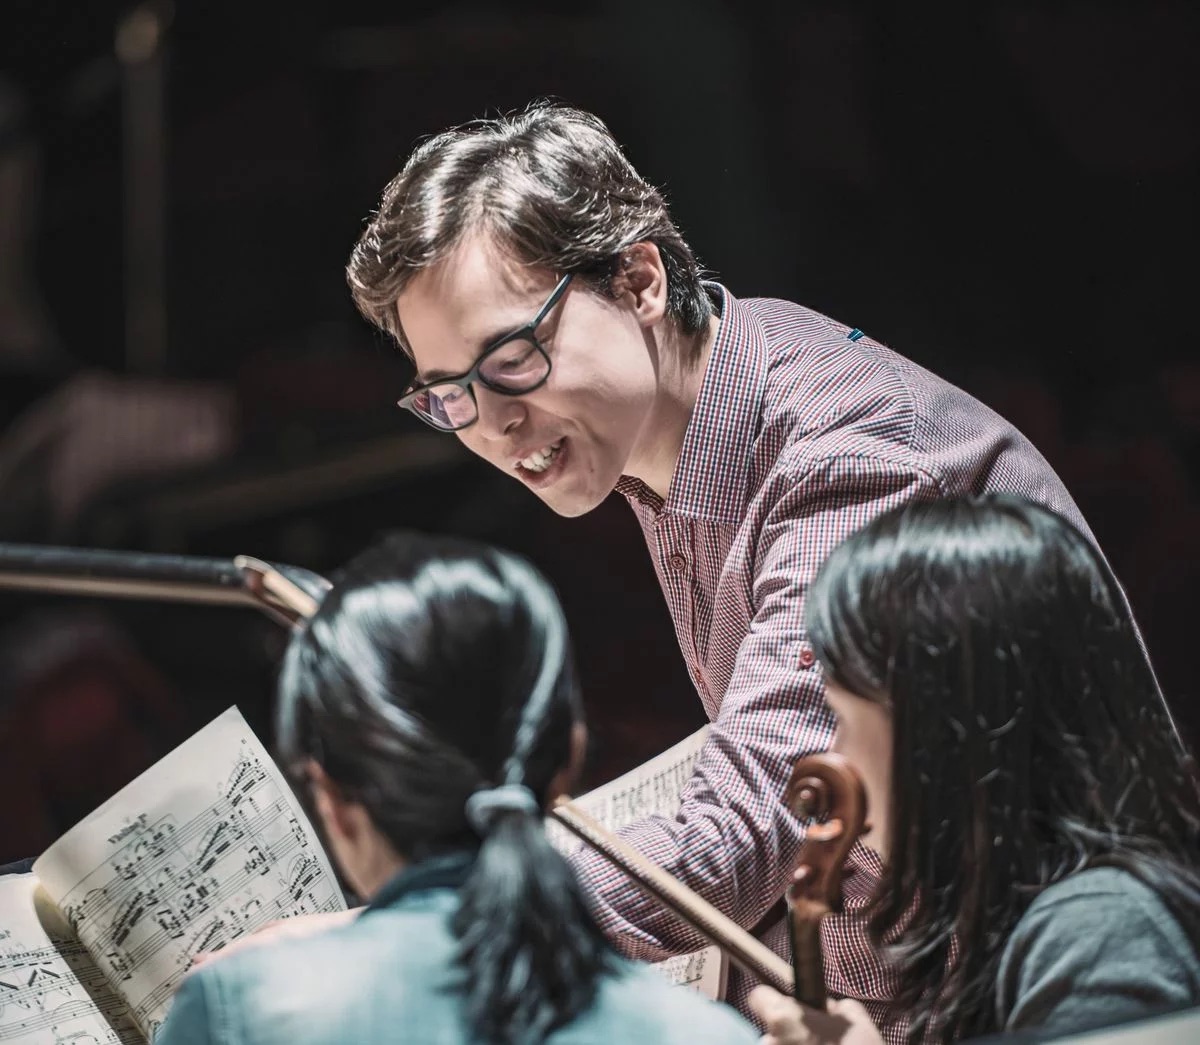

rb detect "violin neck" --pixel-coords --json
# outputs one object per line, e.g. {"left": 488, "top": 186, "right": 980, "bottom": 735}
{"left": 787, "top": 897, "right": 830, "bottom": 1009}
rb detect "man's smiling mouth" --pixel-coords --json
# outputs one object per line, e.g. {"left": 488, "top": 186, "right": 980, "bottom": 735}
{"left": 516, "top": 439, "right": 564, "bottom": 473}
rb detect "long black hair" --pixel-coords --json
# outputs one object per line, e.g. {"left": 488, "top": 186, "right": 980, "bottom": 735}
{"left": 806, "top": 494, "right": 1200, "bottom": 1043}
{"left": 275, "top": 532, "right": 614, "bottom": 1044}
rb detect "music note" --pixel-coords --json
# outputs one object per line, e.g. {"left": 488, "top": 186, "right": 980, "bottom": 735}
{"left": 25, "top": 708, "right": 347, "bottom": 1040}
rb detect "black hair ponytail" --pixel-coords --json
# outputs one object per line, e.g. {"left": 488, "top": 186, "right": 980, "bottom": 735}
{"left": 452, "top": 553, "right": 613, "bottom": 1042}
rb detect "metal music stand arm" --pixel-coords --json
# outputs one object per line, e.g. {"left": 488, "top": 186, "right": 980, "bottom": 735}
{"left": 0, "top": 542, "right": 330, "bottom": 628}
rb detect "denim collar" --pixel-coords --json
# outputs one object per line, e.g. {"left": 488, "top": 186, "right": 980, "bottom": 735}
{"left": 363, "top": 850, "right": 475, "bottom": 914}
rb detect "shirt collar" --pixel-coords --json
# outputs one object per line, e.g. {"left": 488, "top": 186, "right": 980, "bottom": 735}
{"left": 616, "top": 283, "right": 768, "bottom": 523}
{"left": 363, "top": 849, "right": 476, "bottom": 914}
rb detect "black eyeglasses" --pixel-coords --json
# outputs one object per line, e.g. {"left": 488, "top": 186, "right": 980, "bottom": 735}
{"left": 398, "top": 274, "right": 573, "bottom": 432}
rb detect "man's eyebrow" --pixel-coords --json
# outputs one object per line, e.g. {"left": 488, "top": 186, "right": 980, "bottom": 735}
{"left": 412, "top": 321, "right": 525, "bottom": 385}
{"left": 415, "top": 365, "right": 457, "bottom": 384}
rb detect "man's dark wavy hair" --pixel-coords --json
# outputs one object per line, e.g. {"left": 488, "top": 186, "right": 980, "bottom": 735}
{"left": 346, "top": 99, "right": 711, "bottom": 364}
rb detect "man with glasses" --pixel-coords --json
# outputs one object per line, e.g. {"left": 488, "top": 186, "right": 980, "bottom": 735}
{"left": 345, "top": 101, "right": 1100, "bottom": 1040}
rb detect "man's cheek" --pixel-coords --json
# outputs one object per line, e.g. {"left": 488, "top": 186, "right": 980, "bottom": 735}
{"left": 455, "top": 432, "right": 493, "bottom": 464}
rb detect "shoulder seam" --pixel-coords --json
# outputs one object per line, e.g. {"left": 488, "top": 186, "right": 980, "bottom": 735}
{"left": 778, "top": 448, "right": 947, "bottom": 499}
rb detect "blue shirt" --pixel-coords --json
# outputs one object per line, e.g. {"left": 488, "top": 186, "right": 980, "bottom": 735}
{"left": 156, "top": 852, "right": 759, "bottom": 1044}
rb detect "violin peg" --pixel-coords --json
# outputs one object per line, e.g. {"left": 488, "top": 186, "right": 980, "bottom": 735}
{"left": 793, "top": 778, "right": 829, "bottom": 819}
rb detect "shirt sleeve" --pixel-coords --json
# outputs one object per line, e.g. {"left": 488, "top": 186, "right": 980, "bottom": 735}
{"left": 999, "top": 874, "right": 1200, "bottom": 1035}
{"left": 154, "top": 969, "right": 221, "bottom": 1045}
{"left": 570, "top": 454, "right": 942, "bottom": 961}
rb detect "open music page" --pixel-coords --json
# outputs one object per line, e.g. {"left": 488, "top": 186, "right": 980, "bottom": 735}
{"left": 550, "top": 726, "right": 729, "bottom": 1000}
{"left": 30, "top": 707, "right": 346, "bottom": 1041}
{"left": 0, "top": 874, "right": 142, "bottom": 1044}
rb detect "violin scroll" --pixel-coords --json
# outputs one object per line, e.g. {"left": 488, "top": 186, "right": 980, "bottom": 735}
{"left": 784, "top": 752, "right": 869, "bottom": 1009}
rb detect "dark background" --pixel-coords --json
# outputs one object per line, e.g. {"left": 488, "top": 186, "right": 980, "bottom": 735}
{"left": 1, "top": 1, "right": 1197, "bottom": 862}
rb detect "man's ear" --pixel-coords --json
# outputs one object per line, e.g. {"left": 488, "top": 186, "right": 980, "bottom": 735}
{"left": 610, "top": 242, "right": 668, "bottom": 328}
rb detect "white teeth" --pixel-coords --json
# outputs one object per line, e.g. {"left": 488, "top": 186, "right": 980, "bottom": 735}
{"left": 519, "top": 441, "right": 563, "bottom": 473}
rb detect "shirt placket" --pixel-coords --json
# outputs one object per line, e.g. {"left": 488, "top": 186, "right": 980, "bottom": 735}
{"left": 653, "top": 514, "right": 714, "bottom": 712}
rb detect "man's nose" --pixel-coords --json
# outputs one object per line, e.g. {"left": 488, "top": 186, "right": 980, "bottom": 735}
{"left": 473, "top": 384, "right": 523, "bottom": 439}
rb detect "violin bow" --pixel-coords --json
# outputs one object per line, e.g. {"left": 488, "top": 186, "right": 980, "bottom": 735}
{"left": 255, "top": 558, "right": 872, "bottom": 1002}
{"left": 229, "top": 551, "right": 796, "bottom": 992}
{"left": 550, "top": 798, "right": 795, "bottom": 993}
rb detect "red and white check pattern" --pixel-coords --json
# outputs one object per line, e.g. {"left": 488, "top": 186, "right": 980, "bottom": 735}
{"left": 569, "top": 286, "right": 1091, "bottom": 1042}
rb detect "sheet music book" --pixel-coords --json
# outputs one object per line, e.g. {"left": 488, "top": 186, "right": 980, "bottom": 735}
{"left": 549, "top": 726, "right": 728, "bottom": 1001}
{"left": 0, "top": 708, "right": 345, "bottom": 1043}
{"left": 1, "top": 711, "right": 723, "bottom": 1043}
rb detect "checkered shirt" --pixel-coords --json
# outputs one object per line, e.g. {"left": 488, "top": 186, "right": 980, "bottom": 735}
{"left": 568, "top": 284, "right": 1091, "bottom": 1042}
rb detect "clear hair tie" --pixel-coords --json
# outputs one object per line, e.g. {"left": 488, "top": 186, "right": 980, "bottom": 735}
{"left": 465, "top": 784, "right": 540, "bottom": 836}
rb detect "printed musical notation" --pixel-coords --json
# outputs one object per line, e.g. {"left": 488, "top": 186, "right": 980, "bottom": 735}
{"left": 0, "top": 875, "right": 141, "bottom": 1045}
{"left": 546, "top": 727, "right": 728, "bottom": 1000}
{"left": 31, "top": 708, "right": 345, "bottom": 1040}
{"left": 655, "top": 949, "right": 718, "bottom": 993}
{"left": 547, "top": 726, "right": 710, "bottom": 856}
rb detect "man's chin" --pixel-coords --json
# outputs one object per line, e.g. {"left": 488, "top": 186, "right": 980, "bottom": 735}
{"left": 537, "top": 492, "right": 604, "bottom": 519}
{"left": 533, "top": 481, "right": 610, "bottom": 519}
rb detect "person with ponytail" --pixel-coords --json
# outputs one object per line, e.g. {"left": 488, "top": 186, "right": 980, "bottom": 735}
{"left": 156, "top": 532, "right": 758, "bottom": 1045}
{"left": 749, "top": 495, "right": 1200, "bottom": 1044}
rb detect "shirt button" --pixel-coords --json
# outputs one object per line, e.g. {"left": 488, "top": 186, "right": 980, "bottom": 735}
{"left": 668, "top": 553, "right": 688, "bottom": 573}
{"left": 798, "top": 648, "right": 816, "bottom": 668}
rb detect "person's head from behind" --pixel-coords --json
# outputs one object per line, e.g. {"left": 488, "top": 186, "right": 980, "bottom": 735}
{"left": 806, "top": 494, "right": 1200, "bottom": 1042}
{"left": 276, "top": 531, "right": 609, "bottom": 1043}
{"left": 346, "top": 101, "right": 713, "bottom": 518}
